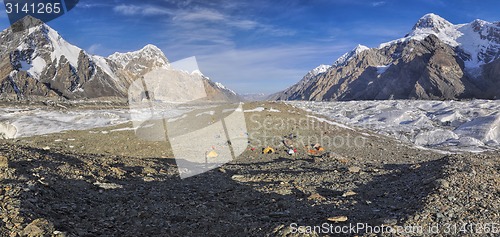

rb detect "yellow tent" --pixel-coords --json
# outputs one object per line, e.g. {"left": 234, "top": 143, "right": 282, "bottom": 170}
{"left": 262, "top": 147, "right": 275, "bottom": 154}
{"left": 207, "top": 150, "right": 219, "bottom": 158}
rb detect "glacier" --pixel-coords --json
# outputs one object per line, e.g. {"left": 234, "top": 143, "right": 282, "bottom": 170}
{"left": 0, "top": 106, "right": 193, "bottom": 138}
{"left": 290, "top": 100, "right": 500, "bottom": 153}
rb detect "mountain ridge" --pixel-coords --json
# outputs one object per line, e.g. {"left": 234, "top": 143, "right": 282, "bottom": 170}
{"left": 0, "top": 16, "right": 239, "bottom": 102}
{"left": 271, "top": 13, "right": 500, "bottom": 101}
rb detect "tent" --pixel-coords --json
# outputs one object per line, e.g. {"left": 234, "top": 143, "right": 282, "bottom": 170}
{"left": 262, "top": 147, "right": 275, "bottom": 154}
{"left": 207, "top": 150, "right": 219, "bottom": 158}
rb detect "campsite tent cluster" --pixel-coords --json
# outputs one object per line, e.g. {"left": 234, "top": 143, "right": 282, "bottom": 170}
{"left": 257, "top": 134, "right": 328, "bottom": 157}
{"left": 204, "top": 133, "right": 329, "bottom": 161}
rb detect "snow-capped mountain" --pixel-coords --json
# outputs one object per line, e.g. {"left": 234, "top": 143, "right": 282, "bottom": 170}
{"left": 332, "top": 45, "right": 369, "bottom": 67}
{"left": 0, "top": 16, "right": 125, "bottom": 99}
{"left": 109, "top": 44, "right": 169, "bottom": 69}
{"left": 268, "top": 64, "right": 331, "bottom": 100}
{"left": 273, "top": 13, "right": 500, "bottom": 101}
{"left": 108, "top": 44, "right": 170, "bottom": 83}
{"left": 309, "top": 64, "right": 332, "bottom": 76}
{"left": 0, "top": 16, "right": 239, "bottom": 102}
{"left": 383, "top": 13, "right": 500, "bottom": 70}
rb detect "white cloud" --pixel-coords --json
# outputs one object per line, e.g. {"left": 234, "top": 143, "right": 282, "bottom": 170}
{"left": 113, "top": 4, "right": 262, "bottom": 31}
{"left": 77, "top": 3, "right": 110, "bottom": 9}
{"left": 113, "top": 4, "right": 172, "bottom": 16}
{"left": 163, "top": 43, "right": 352, "bottom": 94}
{"left": 112, "top": 3, "right": 293, "bottom": 39}
{"left": 228, "top": 20, "right": 258, "bottom": 30}
{"left": 87, "top": 44, "right": 103, "bottom": 55}
{"left": 107, "top": 1, "right": 350, "bottom": 93}
{"left": 174, "top": 9, "right": 226, "bottom": 22}
{"left": 257, "top": 25, "right": 296, "bottom": 37}
{"left": 113, "top": 5, "right": 142, "bottom": 15}
{"left": 142, "top": 7, "right": 173, "bottom": 16}
{"left": 371, "top": 1, "right": 386, "bottom": 7}
{"left": 172, "top": 8, "right": 265, "bottom": 31}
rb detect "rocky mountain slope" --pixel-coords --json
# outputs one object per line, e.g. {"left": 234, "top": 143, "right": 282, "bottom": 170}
{"left": 0, "top": 16, "right": 239, "bottom": 102}
{"left": 268, "top": 64, "right": 331, "bottom": 100}
{"left": 272, "top": 14, "right": 500, "bottom": 101}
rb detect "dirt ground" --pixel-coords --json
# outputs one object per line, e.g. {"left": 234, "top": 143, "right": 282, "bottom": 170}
{"left": 0, "top": 102, "right": 498, "bottom": 236}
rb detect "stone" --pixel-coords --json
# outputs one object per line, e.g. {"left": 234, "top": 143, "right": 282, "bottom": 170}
{"left": 348, "top": 166, "right": 361, "bottom": 173}
{"left": 110, "top": 167, "right": 126, "bottom": 176}
{"left": 231, "top": 175, "right": 245, "bottom": 181}
{"left": 342, "top": 191, "right": 357, "bottom": 197}
{"left": 337, "top": 158, "right": 349, "bottom": 164}
{"left": 327, "top": 216, "right": 348, "bottom": 222}
{"left": 308, "top": 193, "right": 326, "bottom": 201}
{"left": 93, "top": 181, "right": 123, "bottom": 190}
{"left": 53, "top": 230, "right": 65, "bottom": 236}
{"left": 313, "top": 157, "right": 324, "bottom": 163}
{"left": 435, "top": 179, "right": 450, "bottom": 188}
{"left": 0, "top": 155, "right": 8, "bottom": 168}
{"left": 22, "top": 219, "right": 55, "bottom": 237}
{"left": 142, "top": 167, "right": 157, "bottom": 175}
{"left": 380, "top": 218, "right": 398, "bottom": 225}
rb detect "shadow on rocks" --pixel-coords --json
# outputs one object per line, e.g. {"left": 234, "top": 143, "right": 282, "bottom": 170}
{"left": 1, "top": 144, "right": 450, "bottom": 236}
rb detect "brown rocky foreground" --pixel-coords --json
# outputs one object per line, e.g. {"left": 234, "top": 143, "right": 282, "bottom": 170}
{"left": 0, "top": 102, "right": 498, "bottom": 236}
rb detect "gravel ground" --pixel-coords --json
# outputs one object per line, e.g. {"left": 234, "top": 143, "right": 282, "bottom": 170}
{"left": 0, "top": 102, "right": 498, "bottom": 236}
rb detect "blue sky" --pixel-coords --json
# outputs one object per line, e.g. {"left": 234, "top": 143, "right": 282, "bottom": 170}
{"left": 0, "top": 0, "right": 499, "bottom": 94}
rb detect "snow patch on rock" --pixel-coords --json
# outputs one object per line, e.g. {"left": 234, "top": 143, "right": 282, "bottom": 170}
{"left": 333, "top": 45, "right": 369, "bottom": 67}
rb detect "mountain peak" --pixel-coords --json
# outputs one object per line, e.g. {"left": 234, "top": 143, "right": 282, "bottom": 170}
{"left": 10, "top": 15, "right": 46, "bottom": 33}
{"left": 0, "top": 20, "right": 238, "bottom": 101}
{"left": 1, "top": 16, "right": 83, "bottom": 71}
{"left": 470, "top": 19, "right": 493, "bottom": 32}
{"left": 138, "top": 44, "right": 167, "bottom": 59}
{"left": 141, "top": 44, "right": 162, "bottom": 53}
{"left": 354, "top": 44, "right": 370, "bottom": 53}
{"left": 420, "top": 13, "right": 442, "bottom": 19}
{"left": 110, "top": 44, "right": 165, "bottom": 58}
{"left": 274, "top": 14, "right": 500, "bottom": 102}
{"left": 472, "top": 19, "right": 490, "bottom": 25}
{"left": 412, "top": 13, "right": 453, "bottom": 32}
{"left": 108, "top": 44, "right": 169, "bottom": 69}
{"left": 332, "top": 44, "right": 369, "bottom": 67}
{"left": 309, "top": 64, "right": 331, "bottom": 76}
